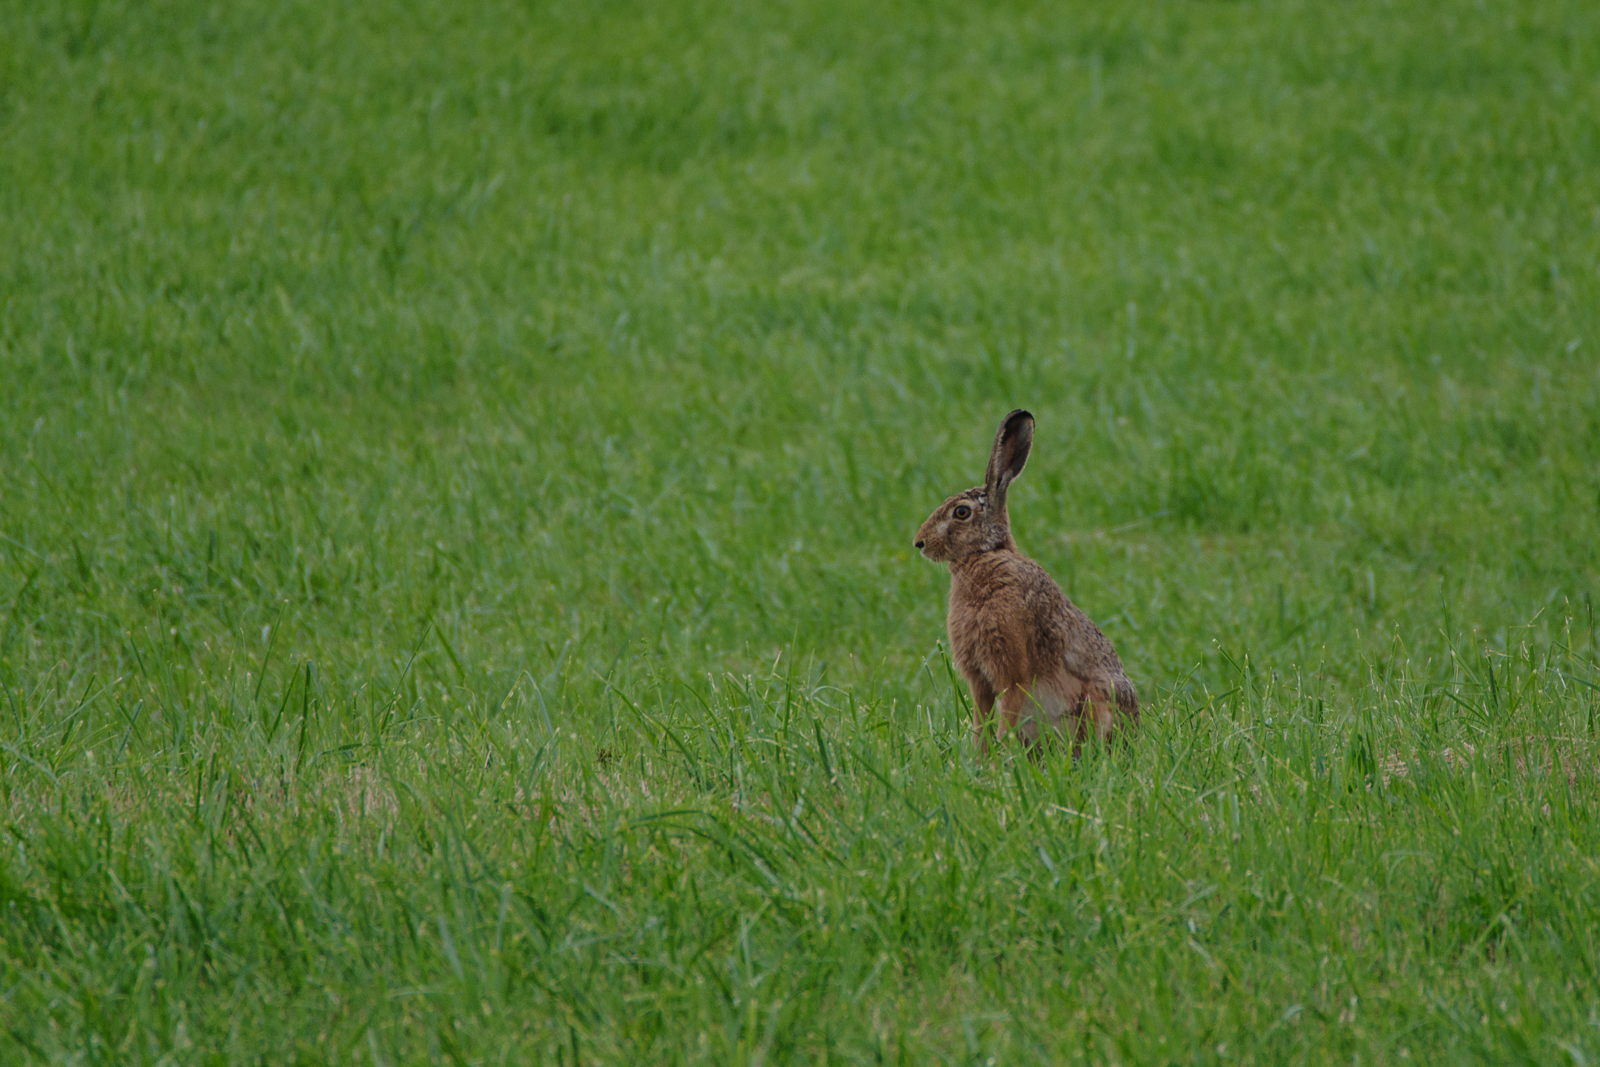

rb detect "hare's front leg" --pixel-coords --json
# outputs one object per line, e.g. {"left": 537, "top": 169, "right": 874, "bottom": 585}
{"left": 966, "top": 675, "right": 996, "bottom": 757}
{"left": 997, "top": 685, "right": 1032, "bottom": 751}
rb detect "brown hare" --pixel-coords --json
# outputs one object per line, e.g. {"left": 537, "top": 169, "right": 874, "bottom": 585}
{"left": 915, "top": 409, "right": 1138, "bottom": 756}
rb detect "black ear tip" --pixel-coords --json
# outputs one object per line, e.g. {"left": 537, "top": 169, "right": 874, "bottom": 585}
{"left": 1003, "top": 409, "right": 1034, "bottom": 430}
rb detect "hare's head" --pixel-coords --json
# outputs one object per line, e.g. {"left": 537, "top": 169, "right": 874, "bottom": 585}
{"left": 915, "top": 409, "right": 1034, "bottom": 563}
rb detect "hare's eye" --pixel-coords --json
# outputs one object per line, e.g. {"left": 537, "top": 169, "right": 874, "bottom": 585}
{"left": 953, "top": 505, "right": 972, "bottom": 520}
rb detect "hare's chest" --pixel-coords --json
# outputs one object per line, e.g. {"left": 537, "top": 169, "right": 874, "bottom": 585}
{"left": 944, "top": 601, "right": 984, "bottom": 674}
{"left": 946, "top": 578, "right": 1031, "bottom": 684}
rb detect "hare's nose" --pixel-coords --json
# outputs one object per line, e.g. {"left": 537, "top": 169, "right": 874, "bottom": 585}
{"left": 914, "top": 539, "right": 925, "bottom": 549}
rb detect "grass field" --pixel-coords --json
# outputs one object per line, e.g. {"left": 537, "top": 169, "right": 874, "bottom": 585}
{"left": 4, "top": 0, "right": 1600, "bottom": 1061}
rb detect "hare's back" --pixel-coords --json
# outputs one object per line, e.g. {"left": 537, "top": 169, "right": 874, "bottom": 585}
{"left": 1004, "top": 555, "right": 1126, "bottom": 675}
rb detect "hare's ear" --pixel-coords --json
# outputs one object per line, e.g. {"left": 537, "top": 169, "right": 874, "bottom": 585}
{"left": 984, "top": 409, "right": 1034, "bottom": 505}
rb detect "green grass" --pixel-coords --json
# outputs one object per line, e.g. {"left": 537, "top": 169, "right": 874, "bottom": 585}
{"left": 4, "top": 0, "right": 1600, "bottom": 1061}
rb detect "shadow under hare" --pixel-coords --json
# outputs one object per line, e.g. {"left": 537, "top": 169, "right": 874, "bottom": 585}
{"left": 915, "top": 409, "right": 1138, "bottom": 756}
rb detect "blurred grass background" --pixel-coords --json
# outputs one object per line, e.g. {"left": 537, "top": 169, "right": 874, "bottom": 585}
{"left": 3, "top": 0, "right": 1600, "bottom": 1062}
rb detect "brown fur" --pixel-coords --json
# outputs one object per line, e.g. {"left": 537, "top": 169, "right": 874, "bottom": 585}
{"left": 915, "top": 410, "right": 1138, "bottom": 756}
